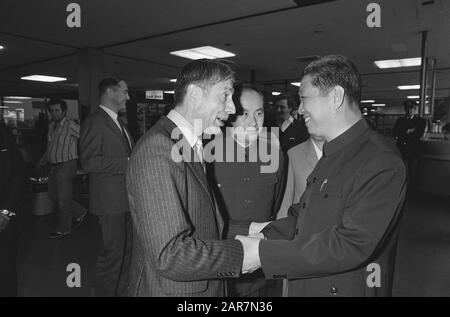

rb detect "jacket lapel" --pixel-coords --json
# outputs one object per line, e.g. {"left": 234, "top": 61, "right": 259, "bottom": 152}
{"left": 160, "top": 117, "right": 214, "bottom": 207}
{"left": 98, "top": 108, "right": 131, "bottom": 154}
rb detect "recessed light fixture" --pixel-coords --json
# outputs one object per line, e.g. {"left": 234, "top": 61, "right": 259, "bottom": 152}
{"left": 374, "top": 57, "right": 421, "bottom": 69}
{"left": 0, "top": 45, "right": 4, "bottom": 50}
{"left": 407, "top": 95, "right": 420, "bottom": 99}
{"left": 5, "top": 96, "right": 31, "bottom": 99}
{"left": 397, "top": 85, "right": 420, "bottom": 90}
{"left": 361, "top": 100, "right": 375, "bottom": 103}
{"left": 272, "top": 92, "right": 281, "bottom": 96}
{"left": 170, "top": 46, "right": 235, "bottom": 60}
{"left": 170, "top": 79, "right": 177, "bottom": 83}
{"left": 3, "top": 101, "right": 22, "bottom": 104}
{"left": 372, "top": 103, "right": 386, "bottom": 107}
{"left": 164, "top": 91, "right": 174, "bottom": 94}
{"left": 290, "top": 82, "right": 301, "bottom": 87}
{"left": 21, "top": 75, "right": 67, "bottom": 82}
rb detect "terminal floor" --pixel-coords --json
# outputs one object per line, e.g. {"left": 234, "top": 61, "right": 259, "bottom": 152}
{"left": 16, "top": 191, "right": 450, "bottom": 297}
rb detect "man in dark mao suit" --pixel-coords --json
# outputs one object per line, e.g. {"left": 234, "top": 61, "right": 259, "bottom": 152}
{"left": 235, "top": 55, "right": 407, "bottom": 297}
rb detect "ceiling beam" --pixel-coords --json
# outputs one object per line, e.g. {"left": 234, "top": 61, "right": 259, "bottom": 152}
{"left": 100, "top": 4, "right": 303, "bottom": 49}
{"left": 0, "top": 31, "right": 80, "bottom": 49}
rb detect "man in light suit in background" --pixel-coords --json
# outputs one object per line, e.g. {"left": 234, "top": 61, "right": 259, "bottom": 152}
{"left": 79, "top": 77, "right": 134, "bottom": 297}
{"left": 277, "top": 135, "right": 325, "bottom": 219}
{"left": 126, "top": 59, "right": 244, "bottom": 297}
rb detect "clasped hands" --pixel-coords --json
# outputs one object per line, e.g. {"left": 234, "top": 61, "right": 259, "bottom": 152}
{"left": 235, "top": 221, "right": 270, "bottom": 275}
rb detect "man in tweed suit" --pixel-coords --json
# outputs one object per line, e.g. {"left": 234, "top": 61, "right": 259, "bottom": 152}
{"left": 126, "top": 60, "right": 245, "bottom": 296}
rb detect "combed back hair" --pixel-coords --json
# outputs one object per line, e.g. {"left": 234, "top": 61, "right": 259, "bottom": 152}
{"left": 98, "top": 77, "right": 124, "bottom": 97}
{"left": 303, "top": 54, "right": 362, "bottom": 105}
{"left": 47, "top": 98, "right": 67, "bottom": 112}
{"left": 174, "top": 59, "right": 235, "bottom": 105}
{"left": 403, "top": 100, "right": 417, "bottom": 110}
{"left": 226, "top": 83, "right": 264, "bottom": 125}
{"left": 274, "top": 93, "right": 298, "bottom": 110}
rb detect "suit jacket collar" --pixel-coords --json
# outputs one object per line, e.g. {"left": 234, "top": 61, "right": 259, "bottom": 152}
{"left": 158, "top": 116, "right": 223, "bottom": 233}
{"left": 159, "top": 116, "right": 210, "bottom": 196}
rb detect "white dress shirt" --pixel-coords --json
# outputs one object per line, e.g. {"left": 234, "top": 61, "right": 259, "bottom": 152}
{"left": 311, "top": 139, "right": 323, "bottom": 160}
{"left": 167, "top": 109, "right": 203, "bottom": 163}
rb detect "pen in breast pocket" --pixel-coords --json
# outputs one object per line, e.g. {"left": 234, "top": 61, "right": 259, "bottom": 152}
{"left": 319, "top": 179, "right": 328, "bottom": 191}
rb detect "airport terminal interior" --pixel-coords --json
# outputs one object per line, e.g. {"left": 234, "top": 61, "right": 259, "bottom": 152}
{"left": 1, "top": 0, "right": 450, "bottom": 296}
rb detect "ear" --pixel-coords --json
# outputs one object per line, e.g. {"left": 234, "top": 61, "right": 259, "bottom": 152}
{"left": 331, "top": 85, "right": 345, "bottom": 110}
{"left": 186, "top": 83, "right": 203, "bottom": 108}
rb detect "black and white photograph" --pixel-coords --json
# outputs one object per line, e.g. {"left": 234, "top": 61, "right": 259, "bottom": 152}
{"left": 0, "top": 0, "right": 449, "bottom": 300}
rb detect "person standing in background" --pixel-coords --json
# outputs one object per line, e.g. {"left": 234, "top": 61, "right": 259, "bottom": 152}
{"left": 393, "top": 100, "right": 426, "bottom": 182}
{"left": 37, "top": 99, "right": 86, "bottom": 238}
{"left": 275, "top": 94, "right": 309, "bottom": 152}
{"left": 208, "top": 84, "right": 287, "bottom": 297}
{"left": 0, "top": 121, "right": 25, "bottom": 296}
{"left": 79, "top": 77, "right": 133, "bottom": 297}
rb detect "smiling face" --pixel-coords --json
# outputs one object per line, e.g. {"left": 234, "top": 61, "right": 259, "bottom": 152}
{"left": 196, "top": 79, "right": 235, "bottom": 135}
{"left": 232, "top": 88, "right": 264, "bottom": 144}
{"left": 298, "top": 74, "right": 335, "bottom": 140}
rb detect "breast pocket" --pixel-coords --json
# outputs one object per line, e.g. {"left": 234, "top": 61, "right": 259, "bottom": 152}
{"left": 310, "top": 180, "right": 344, "bottom": 223}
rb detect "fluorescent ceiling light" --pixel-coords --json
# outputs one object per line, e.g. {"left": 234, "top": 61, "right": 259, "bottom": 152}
{"left": 407, "top": 95, "right": 420, "bottom": 99}
{"left": 272, "top": 92, "right": 281, "bottom": 96}
{"left": 372, "top": 103, "right": 386, "bottom": 107}
{"left": 361, "top": 100, "right": 375, "bottom": 103}
{"left": 170, "top": 79, "right": 177, "bottom": 83}
{"left": 3, "top": 101, "right": 22, "bottom": 104}
{"left": 0, "top": 45, "right": 4, "bottom": 50}
{"left": 21, "top": 75, "right": 67, "bottom": 82}
{"left": 374, "top": 57, "right": 421, "bottom": 69}
{"left": 170, "top": 46, "right": 235, "bottom": 60}
{"left": 5, "top": 96, "right": 31, "bottom": 99}
{"left": 290, "top": 82, "right": 301, "bottom": 87}
{"left": 397, "top": 85, "right": 420, "bottom": 90}
{"left": 164, "top": 90, "right": 174, "bottom": 94}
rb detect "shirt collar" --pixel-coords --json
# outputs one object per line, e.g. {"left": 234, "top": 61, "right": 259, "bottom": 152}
{"left": 285, "top": 116, "right": 294, "bottom": 125}
{"left": 311, "top": 138, "right": 323, "bottom": 160}
{"left": 100, "top": 105, "right": 118, "bottom": 121}
{"left": 322, "top": 118, "right": 369, "bottom": 158}
{"left": 167, "top": 109, "right": 201, "bottom": 148}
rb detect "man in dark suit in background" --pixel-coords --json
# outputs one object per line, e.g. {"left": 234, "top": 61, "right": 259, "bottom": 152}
{"left": 393, "top": 100, "right": 426, "bottom": 181}
{"left": 79, "top": 77, "right": 134, "bottom": 297}
{"left": 275, "top": 94, "right": 309, "bottom": 152}
{"left": 126, "top": 60, "right": 244, "bottom": 297}
{"left": 0, "top": 121, "right": 25, "bottom": 296}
